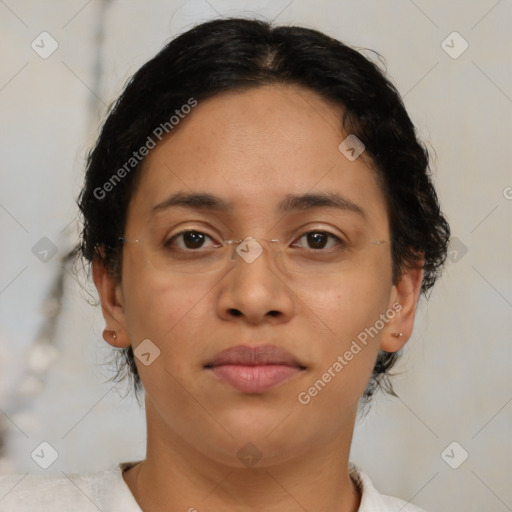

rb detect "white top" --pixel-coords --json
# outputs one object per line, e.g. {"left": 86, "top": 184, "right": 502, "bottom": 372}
{"left": 0, "top": 461, "right": 427, "bottom": 511}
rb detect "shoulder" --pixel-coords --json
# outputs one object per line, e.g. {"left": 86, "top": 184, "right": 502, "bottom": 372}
{"left": 0, "top": 462, "right": 141, "bottom": 512}
{"left": 0, "top": 471, "right": 105, "bottom": 512}
{"left": 350, "top": 464, "right": 429, "bottom": 512}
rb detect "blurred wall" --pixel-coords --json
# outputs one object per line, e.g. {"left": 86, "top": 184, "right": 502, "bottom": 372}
{"left": 0, "top": 1, "right": 511, "bottom": 511}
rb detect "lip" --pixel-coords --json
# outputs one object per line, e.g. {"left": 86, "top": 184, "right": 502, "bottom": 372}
{"left": 204, "top": 345, "right": 306, "bottom": 393}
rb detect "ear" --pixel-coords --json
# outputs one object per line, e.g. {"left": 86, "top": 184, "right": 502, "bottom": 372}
{"left": 380, "top": 259, "right": 424, "bottom": 353}
{"left": 92, "top": 250, "right": 131, "bottom": 349}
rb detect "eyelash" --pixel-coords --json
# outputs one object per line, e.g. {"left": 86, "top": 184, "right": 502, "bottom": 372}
{"left": 164, "top": 229, "right": 347, "bottom": 252}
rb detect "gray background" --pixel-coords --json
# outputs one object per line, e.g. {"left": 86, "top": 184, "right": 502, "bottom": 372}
{"left": 1, "top": 1, "right": 511, "bottom": 511}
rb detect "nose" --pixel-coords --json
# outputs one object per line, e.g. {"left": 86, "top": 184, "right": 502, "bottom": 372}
{"left": 216, "top": 238, "right": 295, "bottom": 325}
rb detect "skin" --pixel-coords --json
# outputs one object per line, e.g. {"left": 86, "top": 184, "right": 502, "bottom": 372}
{"left": 93, "top": 84, "right": 423, "bottom": 512}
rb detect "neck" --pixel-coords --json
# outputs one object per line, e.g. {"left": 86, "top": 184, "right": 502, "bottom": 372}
{"left": 123, "top": 398, "right": 361, "bottom": 512}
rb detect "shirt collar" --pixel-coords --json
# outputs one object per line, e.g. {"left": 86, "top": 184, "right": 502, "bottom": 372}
{"left": 109, "top": 460, "right": 419, "bottom": 512}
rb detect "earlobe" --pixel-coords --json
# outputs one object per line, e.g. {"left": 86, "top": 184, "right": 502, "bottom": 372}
{"left": 92, "top": 253, "right": 131, "bottom": 349}
{"left": 102, "top": 328, "right": 129, "bottom": 348}
{"left": 380, "top": 261, "right": 424, "bottom": 353}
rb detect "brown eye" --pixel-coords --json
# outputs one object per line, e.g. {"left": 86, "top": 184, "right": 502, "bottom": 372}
{"left": 294, "top": 231, "right": 345, "bottom": 251}
{"left": 165, "top": 230, "right": 216, "bottom": 250}
{"left": 306, "top": 231, "right": 329, "bottom": 249}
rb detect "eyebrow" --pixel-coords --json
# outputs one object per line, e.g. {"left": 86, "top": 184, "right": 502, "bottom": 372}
{"left": 151, "top": 191, "right": 366, "bottom": 219}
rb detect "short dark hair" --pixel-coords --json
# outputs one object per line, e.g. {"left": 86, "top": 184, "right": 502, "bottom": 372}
{"left": 75, "top": 17, "right": 450, "bottom": 404}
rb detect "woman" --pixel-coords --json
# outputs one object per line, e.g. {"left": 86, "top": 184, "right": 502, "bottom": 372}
{"left": 0, "top": 17, "right": 449, "bottom": 511}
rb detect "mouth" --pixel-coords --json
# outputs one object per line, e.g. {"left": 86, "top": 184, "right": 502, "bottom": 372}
{"left": 204, "top": 344, "right": 307, "bottom": 393}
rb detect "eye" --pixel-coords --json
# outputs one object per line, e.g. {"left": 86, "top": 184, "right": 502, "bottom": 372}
{"left": 164, "top": 230, "right": 219, "bottom": 251}
{"left": 292, "top": 230, "right": 345, "bottom": 251}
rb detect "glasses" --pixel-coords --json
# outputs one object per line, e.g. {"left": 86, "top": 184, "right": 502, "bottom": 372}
{"left": 119, "top": 228, "right": 388, "bottom": 276}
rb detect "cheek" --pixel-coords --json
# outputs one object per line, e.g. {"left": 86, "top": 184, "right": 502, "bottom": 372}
{"left": 302, "top": 254, "right": 392, "bottom": 395}
{"left": 121, "top": 262, "right": 209, "bottom": 353}
{"left": 120, "top": 274, "right": 215, "bottom": 409}
{"left": 302, "top": 250, "right": 392, "bottom": 337}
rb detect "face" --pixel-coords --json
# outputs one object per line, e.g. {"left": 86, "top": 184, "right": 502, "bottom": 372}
{"left": 95, "top": 84, "right": 422, "bottom": 468}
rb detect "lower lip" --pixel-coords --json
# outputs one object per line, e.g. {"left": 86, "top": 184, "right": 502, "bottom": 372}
{"left": 207, "top": 364, "right": 304, "bottom": 393}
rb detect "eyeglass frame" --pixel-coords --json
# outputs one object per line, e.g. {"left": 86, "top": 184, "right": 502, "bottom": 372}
{"left": 117, "top": 233, "right": 388, "bottom": 275}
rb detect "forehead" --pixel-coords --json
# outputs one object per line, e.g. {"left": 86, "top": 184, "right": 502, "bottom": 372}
{"left": 126, "top": 85, "right": 388, "bottom": 231}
